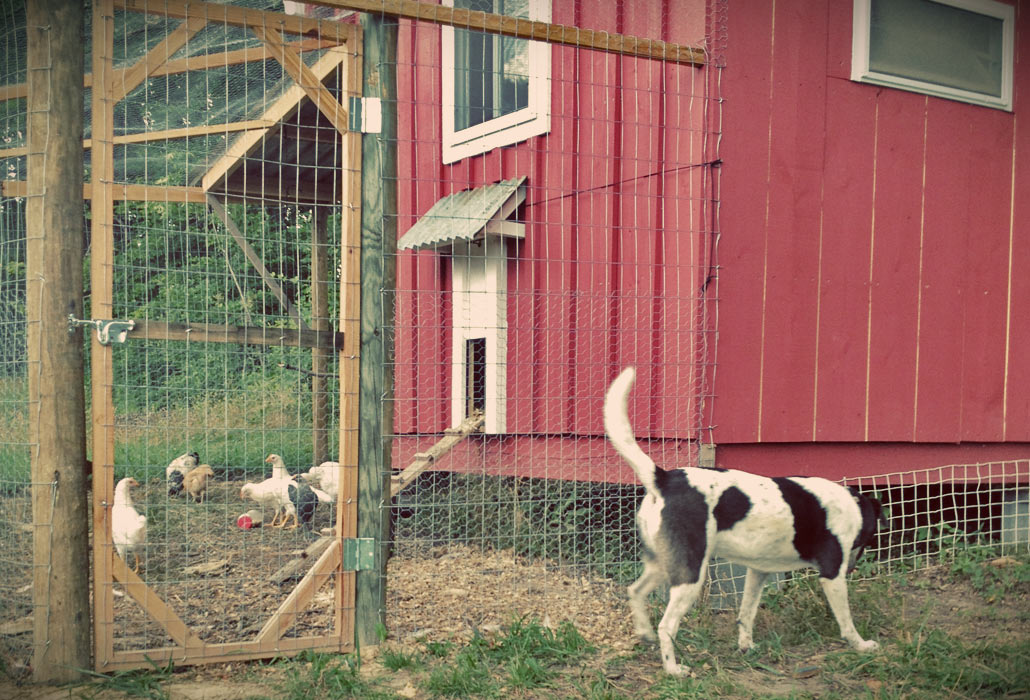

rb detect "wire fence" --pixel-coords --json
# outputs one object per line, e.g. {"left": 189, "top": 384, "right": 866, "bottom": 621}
{"left": 0, "top": 0, "right": 1027, "bottom": 678}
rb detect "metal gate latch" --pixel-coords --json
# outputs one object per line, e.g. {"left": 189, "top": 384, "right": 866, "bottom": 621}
{"left": 67, "top": 315, "right": 135, "bottom": 345}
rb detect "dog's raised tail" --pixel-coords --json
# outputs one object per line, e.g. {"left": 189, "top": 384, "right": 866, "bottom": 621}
{"left": 604, "top": 367, "right": 659, "bottom": 497}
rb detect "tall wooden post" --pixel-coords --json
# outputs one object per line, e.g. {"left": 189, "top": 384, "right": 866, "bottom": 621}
{"left": 355, "top": 12, "right": 397, "bottom": 647}
{"left": 312, "top": 208, "right": 330, "bottom": 465}
{"left": 25, "top": 0, "right": 91, "bottom": 682}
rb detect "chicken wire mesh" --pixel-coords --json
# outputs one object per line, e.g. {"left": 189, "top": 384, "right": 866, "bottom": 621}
{"left": 0, "top": 0, "right": 1027, "bottom": 677}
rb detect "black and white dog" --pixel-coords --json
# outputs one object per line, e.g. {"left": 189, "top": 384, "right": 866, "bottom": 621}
{"left": 604, "top": 368, "right": 882, "bottom": 676}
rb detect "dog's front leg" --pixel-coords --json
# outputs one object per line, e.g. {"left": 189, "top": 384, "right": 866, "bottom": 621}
{"left": 657, "top": 581, "right": 704, "bottom": 676}
{"left": 819, "top": 576, "right": 879, "bottom": 652}
{"left": 736, "top": 568, "right": 768, "bottom": 652}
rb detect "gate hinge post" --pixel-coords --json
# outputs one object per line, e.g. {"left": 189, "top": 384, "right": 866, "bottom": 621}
{"left": 67, "top": 315, "right": 135, "bottom": 345}
{"left": 342, "top": 538, "right": 376, "bottom": 571}
{"left": 348, "top": 96, "right": 382, "bottom": 134}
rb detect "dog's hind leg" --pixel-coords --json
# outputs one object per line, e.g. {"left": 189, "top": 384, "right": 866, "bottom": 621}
{"left": 657, "top": 580, "right": 705, "bottom": 677}
{"left": 736, "top": 568, "right": 769, "bottom": 652}
{"left": 627, "top": 558, "right": 663, "bottom": 642}
{"left": 819, "top": 575, "right": 879, "bottom": 652}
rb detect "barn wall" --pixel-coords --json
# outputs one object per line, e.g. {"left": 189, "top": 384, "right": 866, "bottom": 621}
{"left": 715, "top": 0, "right": 1030, "bottom": 468}
{"left": 392, "top": 0, "right": 713, "bottom": 442}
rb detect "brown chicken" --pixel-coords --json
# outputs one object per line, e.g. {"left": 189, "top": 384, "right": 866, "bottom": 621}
{"left": 184, "top": 464, "right": 215, "bottom": 503}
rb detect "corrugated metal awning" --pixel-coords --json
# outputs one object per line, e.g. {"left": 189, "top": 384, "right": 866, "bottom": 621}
{"left": 397, "top": 176, "right": 527, "bottom": 250}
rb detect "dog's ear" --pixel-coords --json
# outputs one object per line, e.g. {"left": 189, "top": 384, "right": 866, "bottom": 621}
{"left": 866, "top": 496, "right": 888, "bottom": 529}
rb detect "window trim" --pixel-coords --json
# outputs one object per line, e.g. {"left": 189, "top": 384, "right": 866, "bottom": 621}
{"left": 441, "top": 0, "right": 552, "bottom": 163}
{"left": 851, "top": 0, "right": 1014, "bottom": 111}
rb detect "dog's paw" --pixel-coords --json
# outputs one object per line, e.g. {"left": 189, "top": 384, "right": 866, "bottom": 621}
{"left": 663, "top": 662, "right": 692, "bottom": 678}
{"left": 853, "top": 639, "right": 879, "bottom": 652}
{"left": 635, "top": 629, "right": 658, "bottom": 645}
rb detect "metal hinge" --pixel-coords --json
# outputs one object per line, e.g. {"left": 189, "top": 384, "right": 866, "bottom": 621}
{"left": 67, "top": 315, "right": 135, "bottom": 345}
{"left": 342, "top": 538, "right": 376, "bottom": 571}
{"left": 348, "top": 96, "right": 382, "bottom": 134}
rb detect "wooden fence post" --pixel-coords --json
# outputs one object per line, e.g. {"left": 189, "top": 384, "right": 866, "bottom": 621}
{"left": 356, "top": 11, "right": 397, "bottom": 647}
{"left": 25, "top": 0, "right": 91, "bottom": 683}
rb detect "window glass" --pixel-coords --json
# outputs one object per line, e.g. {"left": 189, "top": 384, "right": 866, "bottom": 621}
{"left": 852, "top": 0, "right": 1013, "bottom": 110}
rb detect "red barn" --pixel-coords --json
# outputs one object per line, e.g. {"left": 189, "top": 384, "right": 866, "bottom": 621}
{"left": 387, "top": 0, "right": 1030, "bottom": 485}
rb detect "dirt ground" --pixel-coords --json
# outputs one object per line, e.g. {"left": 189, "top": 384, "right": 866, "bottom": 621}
{"left": 1, "top": 479, "right": 1027, "bottom": 699}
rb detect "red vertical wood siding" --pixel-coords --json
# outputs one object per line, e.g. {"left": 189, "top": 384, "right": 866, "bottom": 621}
{"left": 716, "top": 0, "right": 1030, "bottom": 451}
{"left": 393, "top": 0, "right": 709, "bottom": 442}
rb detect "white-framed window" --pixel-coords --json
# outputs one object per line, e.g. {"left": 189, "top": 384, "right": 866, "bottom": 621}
{"left": 442, "top": 0, "right": 551, "bottom": 164}
{"left": 851, "top": 0, "right": 1014, "bottom": 111}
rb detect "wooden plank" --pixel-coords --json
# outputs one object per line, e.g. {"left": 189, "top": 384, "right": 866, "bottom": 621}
{"left": 115, "top": 0, "right": 353, "bottom": 42}
{"left": 111, "top": 556, "right": 206, "bottom": 653}
{"left": 354, "top": 13, "right": 392, "bottom": 648}
{"left": 90, "top": 0, "right": 117, "bottom": 671}
{"left": 201, "top": 46, "right": 350, "bottom": 193}
{"left": 104, "top": 634, "right": 352, "bottom": 671}
{"left": 255, "top": 540, "right": 341, "bottom": 648}
{"left": 253, "top": 25, "right": 349, "bottom": 136}
{"left": 305, "top": 0, "right": 705, "bottom": 65}
{"left": 269, "top": 532, "right": 336, "bottom": 585}
{"left": 130, "top": 320, "right": 341, "bottom": 350}
{"left": 26, "top": 0, "right": 91, "bottom": 682}
{"left": 312, "top": 209, "right": 331, "bottom": 464}
{"left": 112, "top": 120, "right": 276, "bottom": 145}
{"left": 1, "top": 180, "right": 207, "bottom": 202}
{"left": 338, "top": 20, "right": 365, "bottom": 648}
{"left": 0, "top": 39, "right": 341, "bottom": 104}
{"left": 390, "top": 411, "right": 483, "bottom": 497}
{"left": 206, "top": 195, "right": 310, "bottom": 331}
{"left": 109, "top": 15, "right": 208, "bottom": 103}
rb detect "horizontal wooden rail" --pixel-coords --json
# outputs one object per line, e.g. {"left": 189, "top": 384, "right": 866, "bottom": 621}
{"left": 306, "top": 0, "right": 705, "bottom": 65}
{"left": 131, "top": 320, "right": 343, "bottom": 351}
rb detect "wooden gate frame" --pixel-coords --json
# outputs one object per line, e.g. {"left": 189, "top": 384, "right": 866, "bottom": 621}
{"left": 89, "top": 0, "right": 362, "bottom": 671}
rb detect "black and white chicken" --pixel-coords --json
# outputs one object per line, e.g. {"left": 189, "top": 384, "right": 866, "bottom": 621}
{"left": 267, "top": 454, "right": 332, "bottom": 504}
{"left": 113, "top": 477, "right": 147, "bottom": 573}
{"left": 167, "top": 452, "right": 199, "bottom": 496}
{"left": 287, "top": 480, "right": 319, "bottom": 530}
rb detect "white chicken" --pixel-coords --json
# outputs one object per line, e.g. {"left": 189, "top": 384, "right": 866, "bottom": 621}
{"left": 113, "top": 477, "right": 147, "bottom": 573}
{"left": 298, "top": 461, "right": 340, "bottom": 503}
{"left": 240, "top": 477, "right": 293, "bottom": 528}
{"left": 267, "top": 454, "right": 333, "bottom": 504}
{"left": 166, "top": 451, "right": 199, "bottom": 496}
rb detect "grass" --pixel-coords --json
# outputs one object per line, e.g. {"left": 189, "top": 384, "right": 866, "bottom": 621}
{"left": 10, "top": 550, "right": 1029, "bottom": 699}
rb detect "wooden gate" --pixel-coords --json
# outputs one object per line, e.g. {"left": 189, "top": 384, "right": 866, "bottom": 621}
{"left": 88, "top": 0, "right": 362, "bottom": 670}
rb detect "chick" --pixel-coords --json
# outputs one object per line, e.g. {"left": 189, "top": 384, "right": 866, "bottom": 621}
{"left": 113, "top": 477, "right": 147, "bottom": 573}
{"left": 184, "top": 464, "right": 215, "bottom": 503}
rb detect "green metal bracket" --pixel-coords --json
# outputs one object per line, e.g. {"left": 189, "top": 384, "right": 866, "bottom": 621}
{"left": 343, "top": 538, "right": 376, "bottom": 571}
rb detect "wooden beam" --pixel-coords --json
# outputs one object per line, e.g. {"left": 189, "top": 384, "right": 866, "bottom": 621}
{"left": 111, "top": 556, "right": 206, "bottom": 653}
{"left": 255, "top": 539, "right": 341, "bottom": 648}
{"left": 390, "top": 411, "right": 484, "bottom": 497}
{"left": 115, "top": 0, "right": 353, "bottom": 42}
{"left": 201, "top": 46, "right": 350, "bottom": 193}
{"left": 253, "top": 25, "right": 349, "bottom": 136}
{"left": 91, "top": 0, "right": 118, "bottom": 671}
{"left": 26, "top": 0, "right": 91, "bottom": 683}
{"left": 337, "top": 20, "right": 364, "bottom": 649}
{"left": 354, "top": 12, "right": 395, "bottom": 649}
{"left": 104, "top": 634, "right": 351, "bottom": 671}
{"left": 312, "top": 209, "right": 331, "bottom": 465}
{"left": 206, "top": 194, "right": 311, "bottom": 332}
{"left": 130, "top": 320, "right": 342, "bottom": 350}
{"left": 109, "top": 15, "right": 208, "bottom": 103}
{"left": 300, "top": 0, "right": 705, "bottom": 65}
{"left": 0, "top": 39, "right": 341, "bottom": 104}
{"left": 1, "top": 180, "right": 207, "bottom": 202}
